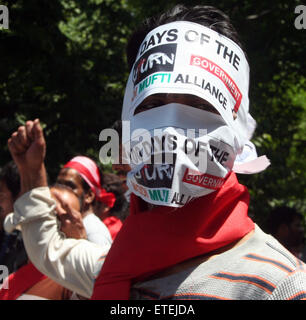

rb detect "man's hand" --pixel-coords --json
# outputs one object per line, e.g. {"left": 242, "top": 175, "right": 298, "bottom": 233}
{"left": 8, "top": 119, "right": 46, "bottom": 172}
{"left": 8, "top": 119, "right": 48, "bottom": 195}
{"left": 52, "top": 190, "right": 87, "bottom": 240}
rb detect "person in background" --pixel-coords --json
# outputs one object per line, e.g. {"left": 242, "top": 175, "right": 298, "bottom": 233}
{"left": 1, "top": 184, "right": 86, "bottom": 300}
{"left": 265, "top": 206, "right": 305, "bottom": 261}
{"left": 57, "top": 156, "right": 115, "bottom": 246}
{"left": 0, "top": 161, "right": 27, "bottom": 274}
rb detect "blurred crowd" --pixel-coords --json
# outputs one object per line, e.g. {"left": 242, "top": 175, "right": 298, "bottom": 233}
{"left": 0, "top": 120, "right": 133, "bottom": 299}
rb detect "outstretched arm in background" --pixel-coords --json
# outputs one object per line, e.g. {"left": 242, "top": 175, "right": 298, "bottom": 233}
{"left": 7, "top": 119, "right": 108, "bottom": 298}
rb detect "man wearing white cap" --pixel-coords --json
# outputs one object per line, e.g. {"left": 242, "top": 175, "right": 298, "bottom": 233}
{"left": 6, "top": 5, "right": 306, "bottom": 300}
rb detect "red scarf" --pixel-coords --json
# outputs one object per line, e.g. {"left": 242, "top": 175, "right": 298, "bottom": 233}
{"left": 0, "top": 262, "right": 46, "bottom": 300}
{"left": 64, "top": 157, "right": 116, "bottom": 208}
{"left": 91, "top": 172, "right": 254, "bottom": 300}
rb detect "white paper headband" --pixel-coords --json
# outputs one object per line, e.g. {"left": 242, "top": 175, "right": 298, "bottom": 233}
{"left": 122, "top": 21, "right": 250, "bottom": 148}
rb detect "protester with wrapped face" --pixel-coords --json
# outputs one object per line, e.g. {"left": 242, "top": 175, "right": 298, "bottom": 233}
{"left": 5, "top": 5, "right": 306, "bottom": 300}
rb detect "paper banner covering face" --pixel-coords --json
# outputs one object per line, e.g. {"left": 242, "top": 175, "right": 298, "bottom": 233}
{"left": 121, "top": 21, "right": 270, "bottom": 207}
{"left": 122, "top": 21, "right": 250, "bottom": 148}
{"left": 125, "top": 104, "right": 239, "bottom": 207}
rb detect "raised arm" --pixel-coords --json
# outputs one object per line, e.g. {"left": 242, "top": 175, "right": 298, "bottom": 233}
{"left": 7, "top": 119, "right": 108, "bottom": 298}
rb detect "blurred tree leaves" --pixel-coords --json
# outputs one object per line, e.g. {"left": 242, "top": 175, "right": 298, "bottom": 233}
{"left": 0, "top": 0, "right": 305, "bottom": 224}
{"left": 0, "top": 0, "right": 133, "bottom": 180}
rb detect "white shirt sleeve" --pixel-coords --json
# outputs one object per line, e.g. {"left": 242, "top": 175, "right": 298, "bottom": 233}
{"left": 3, "top": 212, "right": 22, "bottom": 233}
{"left": 83, "top": 213, "right": 113, "bottom": 247}
{"left": 13, "top": 187, "right": 109, "bottom": 298}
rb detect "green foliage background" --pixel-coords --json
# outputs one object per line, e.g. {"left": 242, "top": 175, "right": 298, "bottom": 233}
{"left": 1, "top": 0, "right": 305, "bottom": 227}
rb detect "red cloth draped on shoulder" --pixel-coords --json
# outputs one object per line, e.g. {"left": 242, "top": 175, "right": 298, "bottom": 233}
{"left": 0, "top": 262, "right": 46, "bottom": 300}
{"left": 91, "top": 172, "right": 254, "bottom": 300}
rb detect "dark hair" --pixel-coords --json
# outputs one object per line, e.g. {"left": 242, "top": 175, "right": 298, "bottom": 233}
{"left": 265, "top": 206, "right": 303, "bottom": 235}
{"left": 0, "top": 161, "right": 20, "bottom": 200}
{"left": 127, "top": 4, "right": 246, "bottom": 70}
{"left": 102, "top": 172, "right": 129, "bottom": 221}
